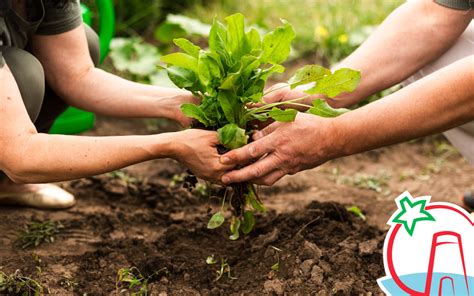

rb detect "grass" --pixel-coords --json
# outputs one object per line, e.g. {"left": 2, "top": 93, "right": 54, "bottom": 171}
{"left": 184, "top": 0, "right": 403, "bottom": 63}
{"left": 0, "top": 270, "right": 43, "bottom": 296}
{"left": 18, "top": 220, "right": 64, "bottom": 249}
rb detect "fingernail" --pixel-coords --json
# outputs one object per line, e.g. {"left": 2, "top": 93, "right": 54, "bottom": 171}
{"left": 222, "top": 176, "right": 230, "bottom": 184}
{"left": 221, "top": 156, "right": 230, "bottom": 164}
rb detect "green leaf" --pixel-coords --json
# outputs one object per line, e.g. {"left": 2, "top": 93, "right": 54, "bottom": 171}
{"left": 246, "top": 28, "right": 262, "bottom": 50}
{"left": 207, "top": 212, "right": 225, "bottom": 229}
{"left": 209, "top": 19, "right": 227, "bottom": 53}
{"left": 246, "top": 185, "right": 266, "bottom": 212}
{"left": 219, "top": 73, "right": 239, "bottom": 91}
{"left": 225, "top": 13, "right": 251, "bottom": 60}
{"left": 347, "top": 206, "right": 366, "bottom": 221}
{"left": 218, "top": 124, "right": 248, "bottom": 150}
{"left": 229, "top": 216, "right": 241, "bottom": 240}
{"left": 307, "top": 99, "right": 350, "bottom": 118}
{"left": 260, "top": 21, "right": 295, "bottom": 64}
{"left": 218, "top": 90, "right": 240, "bottom": 124}
{"left": 288, "top": 65, "right": 331, "bottom": 89}
{"left": 241, "top": 211, "right": 255, "bottom": 234}
{"left": 305, "top": 68, "right": 361, "bottom": 98}
{"left": 259, "top": 64, "right": 286, "bottom": 81}
{"left": 197, "top": 51, "right": 222, "bottom": 87}
{"left": 166, "top": 66, "right": 197, "bottom": 89}
{"left": 173, "top": 38, "right": 201, "bottom": 58}
{"left": 160, "top": 53, "right": 198, "bottom": 72}
{"left": 268, "top": 107, "right": 298, "bottom": 122}
{"left": 181, "top": 103, "right": 210, "bottom": 126}
{"left": 271, "top": 262, "right": 280, "bottom": 271}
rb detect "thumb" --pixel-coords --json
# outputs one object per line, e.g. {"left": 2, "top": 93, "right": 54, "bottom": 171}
{"left": 253, "top": 121, "right": 283, "bottom": 141}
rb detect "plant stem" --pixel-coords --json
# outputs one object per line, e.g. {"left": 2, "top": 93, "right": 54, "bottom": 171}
{"left": 262, "top": 83, "right": 290, "bottom": 97}
{"left": 242, "top": 95, "right": 312, "bottom": 122}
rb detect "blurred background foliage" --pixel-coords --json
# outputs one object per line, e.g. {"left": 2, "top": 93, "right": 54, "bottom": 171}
{"left": 83, "top": 0, "right": 403, "bottom": 88}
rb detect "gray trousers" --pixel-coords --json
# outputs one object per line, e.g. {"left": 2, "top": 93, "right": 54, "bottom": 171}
{"left": 0, "top": 25, "right": 99, "bottom": 181}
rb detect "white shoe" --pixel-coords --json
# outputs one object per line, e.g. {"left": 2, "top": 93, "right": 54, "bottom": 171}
{"left": 0, "top": 184, "right": 76, "bottom": 209}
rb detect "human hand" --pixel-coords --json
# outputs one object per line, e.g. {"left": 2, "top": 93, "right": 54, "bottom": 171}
{"left": 160, "top": 92, "right": 200, "bottom": 128}
{"left": 171, "top": 129, "right": 234, "bottom": 182}
{"left": 219, "top": 113, "right": 342, "bottom": 186}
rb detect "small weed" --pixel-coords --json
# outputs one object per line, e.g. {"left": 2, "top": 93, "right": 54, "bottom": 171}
{"left": 270, "top": 246, "right": 283, "bottom": 272}
{"left": 331, "top": 169, "right": 391, "bottom": 194}
{"left": 0, "top": 270, "right": 43, "bottom": 296}
{"left": 206, "top": 257, "right": 237, "bottom": 282}
{"left": 18, "top": 220, "right": 64, "bottom": 249}
{"left": 346, "top": 206, "right": 366, "bottom": 221}
{"left": 116, "top": 266, "right": 167, "bottom": 296}
{"left": 109, "top": 170, "right": 138, "bottom": 185}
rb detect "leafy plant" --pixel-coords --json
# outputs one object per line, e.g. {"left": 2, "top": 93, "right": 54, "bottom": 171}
{"left": 116, "top": 266, "right": 168, "bottom": 296}
{"left": 0, "top": 270, "right": 43, "bottom": 296}
{"left": 18, "top": 220, "right": 64, "bottom": 249}
{"left": 205, "top": 256, "right": 237, "bottom": 282}
{"left": 160, "top": 13, "right": 360, "bottom": 238}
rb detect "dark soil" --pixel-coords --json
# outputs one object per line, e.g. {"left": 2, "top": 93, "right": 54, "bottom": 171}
{"left": 0, "top": 173, "right": 384, "bottom": 295}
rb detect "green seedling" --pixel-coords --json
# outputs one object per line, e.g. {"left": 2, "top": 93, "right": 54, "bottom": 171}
{"left": 116, "top": 266, "right": 167, "bottom": 296}
{"left": 346, "top": 206, "right": 366, "bottom": 221}
{"left": 270, "top": 246, "right": 283, "bottom": 272}
{"left": 0, "top": 270, "right": 43, "bottom": 296}
{"left": 206, "top": 257, "right": 237, "bottom": 282}
{"left": 19, "top": 220, "right": 64, "bottom": 249}
{"left": 160, "top": 13, "right": 360, "bottom": 238}
{"left": 109, "top": 170, "right": 138, "bottom": 185}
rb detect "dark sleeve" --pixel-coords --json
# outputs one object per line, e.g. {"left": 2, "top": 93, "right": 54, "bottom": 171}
{"left": 36, "top": 0, "right": 82, "bottom": 35}
{"left": 434, "top": 0, "right": 473, "bottom": 10}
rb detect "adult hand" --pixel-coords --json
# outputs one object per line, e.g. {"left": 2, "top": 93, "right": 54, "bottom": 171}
{"left": 171, "top": 129, "right": 234, "bottom": 182}
{"left": 160, "top": 92, "right": 200, "bottom": 128}
{"left": 219, "top": 113, "right": 342, "bottom": 186}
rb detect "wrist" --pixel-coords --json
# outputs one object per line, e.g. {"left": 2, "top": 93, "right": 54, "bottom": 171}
{"left": 153, "top": 89, "right": 194, "bottom": 120}
{"left": 152, "top": 132, "right": 181, "bottom": 159}
{"left": 318, "top": 115, "right": 352, "bottom": 161}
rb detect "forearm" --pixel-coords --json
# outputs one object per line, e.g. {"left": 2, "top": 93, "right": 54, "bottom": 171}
{"left": 330, "top": 0, "right": 472, "bottom": 108}
{"left": 60, "top": 67, "right": 193, "bottom": 119}
{"left": 334, "top": 56, "right": 474, "bottom": 158}
{"left": 3, "top": 132, "right": 176, "bottom": 183}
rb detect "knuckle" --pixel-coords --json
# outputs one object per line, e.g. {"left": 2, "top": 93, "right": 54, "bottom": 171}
{"left": 253, "top": 166, "right": 264, "bottom": 178}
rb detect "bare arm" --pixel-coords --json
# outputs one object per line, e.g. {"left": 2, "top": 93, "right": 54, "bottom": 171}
{"left": 331, "top": 0, "right": 473, "bottom": 107}
{"left": 30, "top": 25, "right": 196, "bottom": 126}
{"left": 264, "top": 0, "right": 473, "bottom": 108}
{"left": 220, "top": 56, "right": 474, "bottom": 185}
{"left": 0, "top": 65, "right": 228, "bottom": 184}
{"left": 335, "top": 55, "right": 474, "bottom": 156}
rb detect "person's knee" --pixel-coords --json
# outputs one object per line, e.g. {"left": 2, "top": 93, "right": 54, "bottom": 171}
{"left": 1, "top": 47, "right": 45, "bottom": 122}
{"left": 84, "top": 25, "right": 100, "bottom": 66}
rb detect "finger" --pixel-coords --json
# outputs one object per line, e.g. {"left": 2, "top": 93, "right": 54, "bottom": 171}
{"left": 221, "top": 153, "right": 280, "bottom": 184}
{"left": 220, "top": 136, "right": 274, "bottom": 166}
{"left": 253, "top": 168, "right": 287, "bottom": 186}
{"left": 253, "top": 121, "right": 283, "bottom": 141}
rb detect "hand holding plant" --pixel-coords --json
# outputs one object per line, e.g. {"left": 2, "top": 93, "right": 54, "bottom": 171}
{"left": 159, "top": 13, "right": 361, "bottom": 239}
